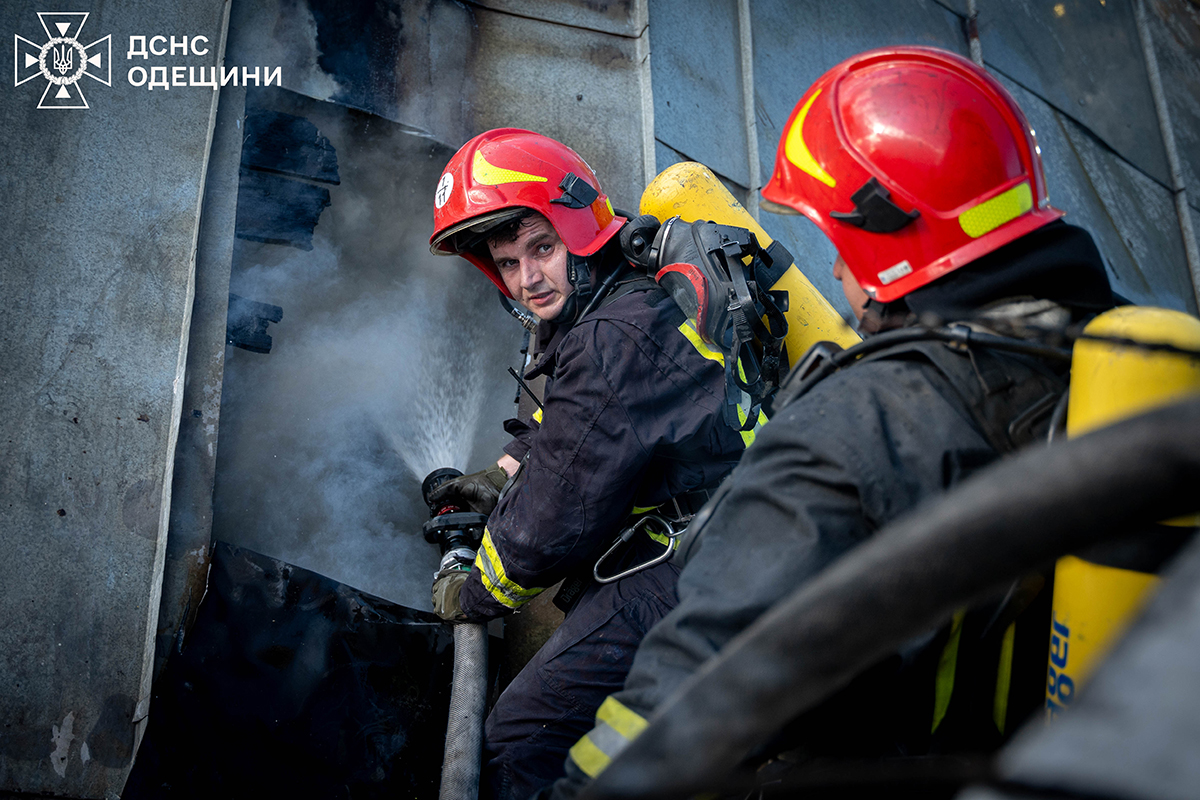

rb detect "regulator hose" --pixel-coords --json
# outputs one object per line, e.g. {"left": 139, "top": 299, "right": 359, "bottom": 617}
{"left": 584, "top": 397, "right": 1200, "bottom": 800}
{"left": 439, "top": 623, "right": 488, "bottom": 800}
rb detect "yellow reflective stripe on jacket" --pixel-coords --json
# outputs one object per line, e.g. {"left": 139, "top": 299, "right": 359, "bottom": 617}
{"left": 676, "top": 320, "right": 767, "bottom": 448}
{"left": 568, "top": 697, "right": 648, "bottom": 778}
{"left": 932, "top": 608, "right": 966, "bottom": 733}
{"left": 677, "top": 320, "right": 724, "bottom": 363}
{"left": 475, "top": 528, "right": 544, "bottom": 609}
{"left": 645, "top": 530, "right": 677, "bottom": 549}
{"left": 735, "top": 407, "right": 766, "bottom": 449}
{"left": 993, "top": 621, "right": 1016, "bottom": 734}
{"left": 533, "top": 406, "right": 543, "bottom": 424}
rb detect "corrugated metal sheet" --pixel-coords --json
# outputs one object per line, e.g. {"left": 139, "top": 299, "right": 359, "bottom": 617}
{"left": 1000, "top": 75, "right": 1196, "bottom": 313}
{"left": 648, "top": 0, "right": 749, "bottom": 188}
{"left": 977, "top": 0, "right": 1171, "bottom": 188}
{"left": 746, "top": 0, "right": 970, "bottom": 319}
{"left": 472, "top": 0, "right": 647, "bottom": 38}
{"left": 643, "top": 0, "right": 1197, "bottom": 318}
{"left": 471, "top": 4, "right": 652, "bottom": 209}
{"left": 1146, "top": 0, "right": 1200, "bottom": 209}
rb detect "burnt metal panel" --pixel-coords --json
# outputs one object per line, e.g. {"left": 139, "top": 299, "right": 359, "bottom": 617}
{"left": 212, "top": 87, "right": 522, "bottom": 610}
{"left": 156, "top": 82, "right": 247, "bottom": 684}
{"left": 226, "top": 294, "right": 284, "bottom": 354}
{"left": 999, "top": 76, "right": 1196, "bottom": 314}
{"left": 977, "top": 0, "right": 1172, "bottom": 188}
{"left": 234, "top": 170, "right": 332, "bottom": 251}
{"left": 649, "top": 0, "right": 749, "bottom": 188}
{"left": 226, "top": 0, "right": 476, "bottom": 147}
{"left": 124, "top": 543, "right": 459, "bottom": 800}
{"left": 241, "top": 108, "right": 341, "bottom": 185}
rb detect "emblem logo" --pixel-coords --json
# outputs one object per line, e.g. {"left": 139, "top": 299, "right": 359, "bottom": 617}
{"left": 14, "top": 12, "right": 110, "bottom": 109}
{"left": 434, "top": 173, "right": 454, "bottom": 209}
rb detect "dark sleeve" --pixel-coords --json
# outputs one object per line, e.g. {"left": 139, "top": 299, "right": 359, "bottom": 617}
{"left": 501, "top": 416, "right": 540, "bottom": 462}
{"left": 615, "top": 357, "right": 1000, "bottom": 716}
{"left": 459, "top": 316, "right": 732, "bottom": 620}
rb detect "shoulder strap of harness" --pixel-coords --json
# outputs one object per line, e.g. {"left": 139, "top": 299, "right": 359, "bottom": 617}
{"left": 775, "top": 328, "right": 1072, "bottom": 453}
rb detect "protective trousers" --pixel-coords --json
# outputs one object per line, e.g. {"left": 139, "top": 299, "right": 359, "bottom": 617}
{"left": 483, "top": 538, "right": 680, "bottom": 800}
{"left": 548, "top": 339, "right": 1069, "bottom": 798}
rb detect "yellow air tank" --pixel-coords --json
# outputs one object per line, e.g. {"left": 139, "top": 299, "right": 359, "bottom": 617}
{"left": 1046, "top": 306, "right": 1200, "bottom": 719}
{"left": 639, "top": 161, "right": 861, "bottom": 363}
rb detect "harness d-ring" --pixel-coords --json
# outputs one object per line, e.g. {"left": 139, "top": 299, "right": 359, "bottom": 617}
{"left": 593, "top": 514, "right": 684, "bottom": 584}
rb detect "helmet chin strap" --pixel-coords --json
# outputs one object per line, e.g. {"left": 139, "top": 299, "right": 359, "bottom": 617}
{"left": 547, "top": 251, "right": 595, "bottom": 327}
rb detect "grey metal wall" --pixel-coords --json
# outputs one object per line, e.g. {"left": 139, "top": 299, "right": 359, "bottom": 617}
{"left": 165, "top": 0, "right": 658, "bottom": 660}
{"left": 4, "top": 1, "right": 1196, "bottom": 797}
{"left": 2, "top": 0, "right": 658, "bottom": 795}
{"left": 0, "top": 1, "right": 230, "bottom": 797}
{"left": 648, "top": 0, "right": 1200, "bottom": 319}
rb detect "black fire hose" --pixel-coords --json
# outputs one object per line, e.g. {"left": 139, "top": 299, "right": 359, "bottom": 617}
{"left": 421, "top": 468, "right": 491, "bottom": 800}
{"left": 440, "top": 623, "right": 488, "bottom": 800}
{"left": 583, "top": 397, "right": 1200, "bottom": 800}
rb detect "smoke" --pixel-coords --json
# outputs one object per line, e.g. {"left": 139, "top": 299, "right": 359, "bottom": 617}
{"left": 212, "top": 98, "right": 520, "bottom": 610}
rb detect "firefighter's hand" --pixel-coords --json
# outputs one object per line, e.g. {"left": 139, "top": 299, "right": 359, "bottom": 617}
{"left": 426, "top": 463, "right": 510, "bottom": 516}
{"left": 431, "top": 549, "right": 475, "bottom": 622}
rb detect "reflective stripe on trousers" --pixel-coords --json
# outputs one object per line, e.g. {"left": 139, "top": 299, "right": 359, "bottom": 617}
{"left": 567, "top": 696, "right": 649, "bottom": 778}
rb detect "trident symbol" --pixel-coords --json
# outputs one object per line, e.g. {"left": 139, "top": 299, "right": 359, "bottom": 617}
{"left": 53, "top": 44, "right": 73, "bottom": 75}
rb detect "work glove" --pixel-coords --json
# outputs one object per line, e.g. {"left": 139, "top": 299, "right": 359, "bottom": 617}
{"left": 426, "top": 462, "right": 510, "bottom": 516}
{"left": 431, "top": 547, "right": 475, "bottom": 622}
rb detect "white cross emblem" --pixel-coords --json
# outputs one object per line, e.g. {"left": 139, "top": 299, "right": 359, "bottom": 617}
{"left": 435, "top": 173, "right": 455, "bottom": 209}
{"left": 13, "top": 12, "right": 110, "bottom": 109}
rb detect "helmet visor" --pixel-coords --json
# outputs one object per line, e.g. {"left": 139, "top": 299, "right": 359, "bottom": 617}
{"left": 430, "top": 208, "right": 532, "bottom": 257}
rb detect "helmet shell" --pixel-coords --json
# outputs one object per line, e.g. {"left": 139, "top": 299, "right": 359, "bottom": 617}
{"left": 761, "top": 47, "right": 1062, "bottom": 304}
{"left": 430, "top": 128, "right": 626, "bottom": 296}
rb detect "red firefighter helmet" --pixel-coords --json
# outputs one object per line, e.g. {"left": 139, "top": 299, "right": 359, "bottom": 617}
{"left": 761, "top": 47, "right": 1062, "bottom": 304}
{"left": 429, "top": 128, "right": 626, "bottom": 297}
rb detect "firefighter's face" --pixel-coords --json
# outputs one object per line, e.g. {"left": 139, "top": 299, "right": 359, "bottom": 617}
{"left": 490, "top": 214, "right": 572, "bottom": 321}
{"left": 833, "top": 255, "right": 869, "bottom": 322}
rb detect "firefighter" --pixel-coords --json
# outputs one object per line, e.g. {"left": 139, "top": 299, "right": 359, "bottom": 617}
{"left": 426, "top": 129, "right": 759, "bottom": 800}
{"left": 548, "top": 46, "right": 1116, "bottom": 797}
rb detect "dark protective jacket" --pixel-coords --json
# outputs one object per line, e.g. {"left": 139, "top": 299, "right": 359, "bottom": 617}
{"left": 550, "top": 222, "right": 1114, "bottom": 793}
{"left": 458, "top": 280, "right": 756, "bottom": 621}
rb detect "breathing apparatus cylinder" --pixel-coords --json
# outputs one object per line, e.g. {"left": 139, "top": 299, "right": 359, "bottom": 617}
{"left": 1046, "top": 307, "right": 1200, "bottom": 719}
{"left": 638, "top": 161, "right": 861, "bottom": 363}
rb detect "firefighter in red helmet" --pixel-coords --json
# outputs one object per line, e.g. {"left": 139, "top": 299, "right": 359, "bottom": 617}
{"left": 426, "top": 129, "right": 759, "bottom": 799}
{"left": 548, "top": 47, "right": 1115, "bottom": 798}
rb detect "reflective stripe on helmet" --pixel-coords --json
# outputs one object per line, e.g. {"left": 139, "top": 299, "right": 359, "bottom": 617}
{"left": 474, "top": 528, "right": 544, "bottom": 609}
{"left": 959, "top": 181, "right": 1033, "bottom": 238}
{"left": 568, "top": 697, "right": 648, "bottom": 778}
{"left": 472, "top": 150, "right": 548, "bottom": 187}
{"left": 784, "top": 89, "right": 837, "bottom": 189}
